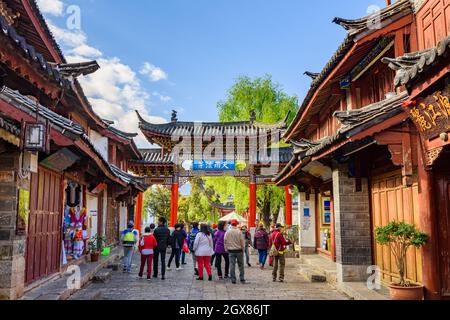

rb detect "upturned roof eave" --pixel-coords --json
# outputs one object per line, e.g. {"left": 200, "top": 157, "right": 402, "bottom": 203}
{"left": 284, "top": 0, "right": 413, "bottom": 141}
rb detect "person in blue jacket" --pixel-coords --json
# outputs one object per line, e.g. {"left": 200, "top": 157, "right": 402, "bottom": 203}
{"left": 188, "top": 222, "right": 200, "bottom": 276}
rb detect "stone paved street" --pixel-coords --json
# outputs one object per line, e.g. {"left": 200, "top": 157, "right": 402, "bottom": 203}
{"left": 70, "top": 251, "right": 348, "bottom": 300}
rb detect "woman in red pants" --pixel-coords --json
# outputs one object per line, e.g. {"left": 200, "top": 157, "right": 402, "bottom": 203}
{"left": 138, "top": 226, "right": 158, "bottom": 280}
{"left": 193, "top": 224, "right": 214, "bottom": 281}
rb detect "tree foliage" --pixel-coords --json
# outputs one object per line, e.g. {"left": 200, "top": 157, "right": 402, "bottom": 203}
{"left": 375, "top": 221, "right": 428, "bottom": 286}
{"left": 143, "top": 186, "right": 171, "bottom": 222}
{"left": 178, "top": 177, "right": 215, "bottom": 224}
{"left": 208, "top": 75, "right": 299, "bottom": 227}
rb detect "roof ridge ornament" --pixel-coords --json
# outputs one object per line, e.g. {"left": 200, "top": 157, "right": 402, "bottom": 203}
{"left": 250, "top": 110, "right": 256, "bottom": 123}
{"left": 304, "top": 71, "right": 320, "bottom": 81}
{"left": 171, "top": 110, "right": 178, "bottom": 123}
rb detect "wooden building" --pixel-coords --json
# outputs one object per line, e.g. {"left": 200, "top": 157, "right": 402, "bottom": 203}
{"left": 0, "top": 0, "right": 143, "bottom": 299}
{"left": 276, "top": 0, "right": 450, "bottom": 299}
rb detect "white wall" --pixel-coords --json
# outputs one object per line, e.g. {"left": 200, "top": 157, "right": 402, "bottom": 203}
{"left": 298, "top": 192, "right": 316, "bottom": 251}
{"left": 89, "top": 129, "right": 109, "bottom": 161}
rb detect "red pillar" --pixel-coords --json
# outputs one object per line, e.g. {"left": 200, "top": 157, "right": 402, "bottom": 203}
{"left": 170, "top": 181, "right": 179, "bottom": 227}
{"left": 249, "top": 180, "right": 257, "bottom": 228}
{"left": 417, "top": 139, "right": 440, "bottom": 299}
{"left": 134, "top": 192, "right": 143, "bottom": 234}
{"left": 285, "top": 186, "right": 293, "bottom": 227}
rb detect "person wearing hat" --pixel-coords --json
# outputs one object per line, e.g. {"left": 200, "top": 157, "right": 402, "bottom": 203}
{"left": 120, "top": 221, "right": 139, "bottom": 273}
{"left": 270, "top": 223, "right": 292, "bottom": 282}
{"left": 224, "top": 219, "right": 246, "bottom": 284}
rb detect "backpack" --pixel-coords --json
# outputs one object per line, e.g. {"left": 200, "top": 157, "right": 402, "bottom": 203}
{"left": 123, "top": 229, "right": 135, "bottom": 243}
{"left": 189, "top": 230, "right": 199, "bottom": 251}
{"left": 269, "top": 233, "right": 281, "bottom": 257}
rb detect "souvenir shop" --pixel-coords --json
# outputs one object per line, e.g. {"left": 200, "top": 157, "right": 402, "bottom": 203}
{"left": 63, "top": 180, "right": 88, "bottom": 263}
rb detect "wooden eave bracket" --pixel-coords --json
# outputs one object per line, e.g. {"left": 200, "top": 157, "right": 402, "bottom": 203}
{"left": 374, "top": 123, "right": 415, "bottom": 186}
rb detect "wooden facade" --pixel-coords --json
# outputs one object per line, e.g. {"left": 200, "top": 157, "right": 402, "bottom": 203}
{"left": 0, "top": 0, "right": 144, "bottom": 299}
{"left": 276, "top": 0, "right": 450, "bottom": 299}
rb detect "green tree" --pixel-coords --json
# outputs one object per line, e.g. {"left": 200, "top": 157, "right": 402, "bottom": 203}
{"left": 210, "top": 75, "right": 298, "bottom": 228}
{"left": 185, "top": 177, "right": 214, "bottom": 223}
{"left": 143, "top": 186, "right": 171, "bottom": 222}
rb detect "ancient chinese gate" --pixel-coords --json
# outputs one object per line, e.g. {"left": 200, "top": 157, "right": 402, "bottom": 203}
{"left": 129, "top": 111, "right": 294, "bottom": 228}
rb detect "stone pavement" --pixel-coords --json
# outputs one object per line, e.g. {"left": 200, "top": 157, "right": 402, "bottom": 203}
{"left": 70, "top": 251, "right": 348, "bottom": 300}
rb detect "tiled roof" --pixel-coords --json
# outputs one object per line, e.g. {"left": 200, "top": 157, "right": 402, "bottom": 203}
{"left": 0, "top": 15, "right": 70, "bottom": 88}
{"left": 56, "top": 61, "right": 100, "bottom": 79}
{"left": 107, "top": 125, "right": 138, "bottom": 141}
{"left": 306, "top": 92, "right": 409, "bottom": 157}
{"left": 382, "top": 35, "right": 450, "bottom": 87}
{"left": 137, "top": 149, "right": 174, "bottom": 165}
{"left": 29, "top": 0, "right": 66, "bottom": 63}
{"left": 252, "top": 147, "right": 293, "bottom": 165}
{"left": 134, "top": 147, "right": 293, "bottom": 165}
{"left": 275, "top": 93, "right": 409, "bottom": 183}
{"left": 0, "top": 86, "right": 83, "bottom": 135}
{"left": 333, "top": 0, "right": 412, "bottom": 36}
{"left": 109, "top": 164, "right": 145, "bottom": 190}
{"left": 0, "top": 86, "right": 143, "bottom": 189}
{"left": 285, "top": 0, "right": 413, "bottom": 139}
{"left": 0, "top": 115, "right": 20, "bottom": 136}
{"left": 137, "top": 111, "right": 287, "bottom": 138}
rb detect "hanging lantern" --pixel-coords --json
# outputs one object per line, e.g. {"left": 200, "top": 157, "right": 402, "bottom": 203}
{"left": 22, "top": 121, "right": 47, "bottom": 152}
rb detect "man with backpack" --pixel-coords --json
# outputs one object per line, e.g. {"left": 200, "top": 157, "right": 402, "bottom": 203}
{"left": 153, "top": 217, "right": 171, "bottom": 280}
{"left": 120, "top": 221, "right": 139, "bottom": 273}
{"left": 188, "top": 222, "right": 200, "bottom": 276}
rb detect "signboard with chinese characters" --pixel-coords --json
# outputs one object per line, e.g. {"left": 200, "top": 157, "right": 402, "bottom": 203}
{"left": 193, "top": 160, "right": 236, "bottom": 171}
{"left": 407, "top": 85, "right": 450, "bottom": 141}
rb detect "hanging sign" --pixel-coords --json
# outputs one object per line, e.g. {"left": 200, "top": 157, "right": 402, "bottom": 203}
{"left": 405, "top": 85, "right": 450, "bottom": 141}
{"left": 193, "top": 160, "right": 236, "bottom": 171}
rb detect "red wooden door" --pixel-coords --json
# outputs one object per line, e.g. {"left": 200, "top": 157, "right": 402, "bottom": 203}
{"left": 434, "top": 172, "right": 450, "bottom": 297}
{"left": 26, "top": 167, "right": 63, "bottom": 285}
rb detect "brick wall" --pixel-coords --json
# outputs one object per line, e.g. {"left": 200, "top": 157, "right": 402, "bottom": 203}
{"left": 0, "top": 146, "right": 28, "bottom": 300}
{"left": 332, "top": 162, "right": 372, "bottom": 282}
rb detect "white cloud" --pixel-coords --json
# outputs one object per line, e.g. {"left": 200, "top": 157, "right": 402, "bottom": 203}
{"left": 42, "top": 12, "right": 168, "bottom": 147}
{"left": 140, "top": 62, "right": 168, "bottom": 82}
{"left": 48, "top": 20, "right": 87, "bottom": 48}
{"left": 78, "top": 57, "right": 167, "bottom": 147}
{"left": 152, "top": 92, "right": 172, "bottom": 103}
{"left": 37, "top": 0, "right": 64, "bottom": 16}
{"left": 68, "top": 44, "right": 103, "bottom": 58}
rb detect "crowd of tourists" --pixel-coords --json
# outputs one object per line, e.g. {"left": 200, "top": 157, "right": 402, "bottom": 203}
{"left": 120, "top": 217, "right": 292, "bottom": 284}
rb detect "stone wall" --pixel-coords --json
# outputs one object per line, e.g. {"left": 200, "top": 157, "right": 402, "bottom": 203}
{"left": 0, "top": 145, "right": 28, "bottom": 300}
{"left": 332, "top": 162, "right": 372, "bottom": 283}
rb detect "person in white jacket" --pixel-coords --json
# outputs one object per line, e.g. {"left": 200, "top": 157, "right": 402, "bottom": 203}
{"left": 193, "top": 224, "right": 214, "bottom": 281}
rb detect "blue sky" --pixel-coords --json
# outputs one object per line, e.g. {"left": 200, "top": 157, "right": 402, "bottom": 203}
{"left": 37, "top": 0, "right": 386, "bottom": 147}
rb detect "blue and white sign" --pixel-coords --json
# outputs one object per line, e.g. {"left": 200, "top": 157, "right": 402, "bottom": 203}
{"left": 193, "top": 160, "right": 236, "bottom": 171}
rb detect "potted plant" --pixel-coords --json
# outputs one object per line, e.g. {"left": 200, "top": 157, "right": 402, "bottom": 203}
{"left": 375, "top": 221, "right": 428, "bottom": 300}
{"left": 88, "top": 235, "right": 105, "bottom": 262}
